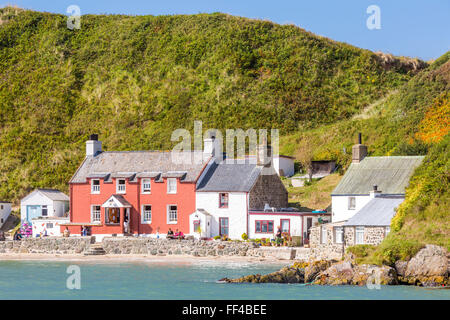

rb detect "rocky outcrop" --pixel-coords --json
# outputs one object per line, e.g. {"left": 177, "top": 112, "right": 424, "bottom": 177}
{"left": 314, "top": 262, "right": 397, "bottom": 285}
{"left": 396, "top": 245, "right": 449, "bottom": 287}
{"left": 220, "top": 266, "right": 305, "bottom": 284}
{"left": 304, "top": 260, "right": 334, "bottom": 283}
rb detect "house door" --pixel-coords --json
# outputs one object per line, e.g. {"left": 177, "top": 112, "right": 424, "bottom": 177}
{"left": 26, "top": 205, "right": 42, "bottom": 223}
{"left": 305, "top": 217, "right": 313, "bottom": 241}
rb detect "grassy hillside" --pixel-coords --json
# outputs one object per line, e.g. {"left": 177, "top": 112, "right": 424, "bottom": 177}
{"left": 0, "top": 7, "right": 422, "bottom": 202}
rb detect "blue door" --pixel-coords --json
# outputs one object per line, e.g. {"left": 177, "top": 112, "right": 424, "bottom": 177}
{"left": 26, "top": 205, "right": 42, "bottom": 223}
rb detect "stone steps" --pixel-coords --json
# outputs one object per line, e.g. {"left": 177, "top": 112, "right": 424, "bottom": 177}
{"left": 84, "top": 244, "right": 106, "bottom": 256}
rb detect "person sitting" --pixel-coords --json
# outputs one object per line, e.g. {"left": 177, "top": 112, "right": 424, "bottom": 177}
{"left": 167, "top": 228, "right": 174, "bottom": 239}
{"left": 177, "top": 231, "right": 185, "bottom": 240}
{"left": 13, "top": 231, "right": 22, "bottom": 241}
{"left": 275, "top": 226, "right": 283, "bottom": 246}
{"left": 0, "top": 231, "right": 5, "bottom": 241}
{"left": 63, "top": 227, "right": 70, "bottom": 238}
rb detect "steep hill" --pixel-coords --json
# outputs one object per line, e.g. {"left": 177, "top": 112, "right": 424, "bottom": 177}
{"left": 0, "top": 7, "right": 427, "bottom": 202}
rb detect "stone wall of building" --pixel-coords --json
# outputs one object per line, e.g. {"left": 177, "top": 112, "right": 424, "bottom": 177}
{"left": 249, "top": 171, "right": 288, "bottom": 210}
{"left": 308, "top": 223, "right": 388, "bottom": 260}
{"left": 0, "top": 237, "right": 94, "bottom": 254}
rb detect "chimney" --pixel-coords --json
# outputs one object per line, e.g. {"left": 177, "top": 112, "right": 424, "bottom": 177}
{"left": 369, "top": 185, "right": 382, "bottom": 198}
{"left": 203, "top": 134, "right": 222, "bottom": 159}
{"left": 257, "top": 138, "right": 272, "bottom": 167}
{"left": 352, "top": 133, "right": 367, "bottom": 163}
{"left": 86, "top": 134, "right": 102, "bottom": 157}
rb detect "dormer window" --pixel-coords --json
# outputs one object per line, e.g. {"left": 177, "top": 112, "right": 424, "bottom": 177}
{"left": 117, "top": 179, "right": 126, "bottom": 194}
{"left": 142, "top": 178, "right": 151, "bottom": 194}
{"left": 348, "top": 197, "right": 356, "bottom": 210}
{"left": 167, "top": 178, "right": 177, "bottom": 194}
{"left": 91, "top": 179, "right": 100, "bottom": 194}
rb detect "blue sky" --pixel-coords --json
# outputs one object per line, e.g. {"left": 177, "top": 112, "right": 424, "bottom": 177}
{"left": 3, "top": 0, "right": 449, "bottom": 60}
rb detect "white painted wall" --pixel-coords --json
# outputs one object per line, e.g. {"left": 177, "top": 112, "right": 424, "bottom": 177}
{"left": 0, "top": 203, "right": 12, "bottom": 228}
{"left": 248, "top": 214, "right": 302, "bottom": 239}
{"left": 189, "top": 210, "right": 212, "bottom": 239}
{"left": 331, "top": 195, "right": 371, "bottom": 222}
{"left": 21, "top": 191, "right": 69, "bottom": 222}
{"left": 32, "top": 218, "right": 69, "bottom": 237}
{"left": 195, "top": 192, "right": 248, "bottom": 240}
{"left": 273, "top": 157, "right": 295, "bottom": 177}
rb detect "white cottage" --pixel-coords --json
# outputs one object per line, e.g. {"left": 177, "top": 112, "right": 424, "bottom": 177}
{"left": 0, "top": 201, "right": 12, "bottom": 228}
{"left": 331, "top": 136, "right": 424, "bottom": 223}
{"left": 20, "top": 189, "right": 69, "bottom": 224}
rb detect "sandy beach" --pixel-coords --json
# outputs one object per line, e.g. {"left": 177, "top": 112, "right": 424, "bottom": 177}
{"left": 0, "top": 253, "right": 292, "bottom": 265}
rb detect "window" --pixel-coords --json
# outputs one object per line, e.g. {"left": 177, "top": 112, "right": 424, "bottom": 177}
{"left": 91, "top": 205, "right": 101, "bottom": 223}
{"left": 46, "top": 223, "right": 53, "bottom": 229}
{"left": 321, "top": 226, "right": 327, "bottom": 244}
{"left": 348, "top": 197, "right": 356, "bottom": 210}
{"left": 42, "top": 205, "right": 48, "bottom": 217}
{"left": 255, "top": 220, "right": 274, "bottom": 233}
{"left": 142, "top": 179, "right": 151, "bottom": 194}
{"left": 335, "top": 227, "right": 343, "bottom": 244}
{"left": 142, "top": 205, "right": 152, "bottom": 223}
{"left": 355, "top": 227, "right": 365, "bottom": 244}
{"left": 281, "top": 219, "right": 290, "bottom": 234}
{"left": 167, "top": 178, "right": 177, "bottom": 194}
{"left": 91, "top": 179, "right": 100, "bottom": 193}
{"left": 167, "top": 205, "right": 177, "bottom": 224}
{"left": 219, "top": 218, "right": 229, "bottom": 236}
{"left": 219, "top": 193, "right": 229, "bottom": 208}
{"left": 385, "top": 226, "right": 390, "bottom": 238}
{"left": 1, "top": 218, "right": 3, "bottom": 224}
{"left": 117, "top": 179, "right": 126, "bottom": 193}
{"left": 193, "top": 220, "right": 200, "bottom": 233}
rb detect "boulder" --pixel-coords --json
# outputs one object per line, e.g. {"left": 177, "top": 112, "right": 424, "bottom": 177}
{"left": 304, "top": 260, "right": 333, "bottom": 283}
{"left": 403, "top": 245, "right": 448, "bottom": 286}
{"left": 220, "top": 266, "right": 305, "bottom": 284}
{"left": 314, "top": 261, "right": 354, "bottom": 285}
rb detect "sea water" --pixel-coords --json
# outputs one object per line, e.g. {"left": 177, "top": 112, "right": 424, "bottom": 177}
{"left": 0, "top": 260, "right": 448, "bottom": 300}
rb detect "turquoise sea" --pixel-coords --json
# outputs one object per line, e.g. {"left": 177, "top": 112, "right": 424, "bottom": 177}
{"left": 0, "top": 260, "right": 448, "bottom": 300}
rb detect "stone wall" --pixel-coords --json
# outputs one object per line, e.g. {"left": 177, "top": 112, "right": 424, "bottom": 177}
{"left": 0, "top": 237, "right": 94, "bottom": 254}
{"left": 249, "top": 171, "right": 288, "bottom": 210}
{"left": 101, "top": 237, "right": 297, "bottom": 259}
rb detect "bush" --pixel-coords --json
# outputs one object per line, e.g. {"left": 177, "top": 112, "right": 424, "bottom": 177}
{"left": 213, "top": 235, "right": 221, "bottom": 240}
{"left": 241, "top": 233, "right": 248, "bottom": 241}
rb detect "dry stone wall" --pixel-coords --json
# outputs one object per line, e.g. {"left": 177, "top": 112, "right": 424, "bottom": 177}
{"left": 0, "top": 237, "right": 94, "bottom": 254}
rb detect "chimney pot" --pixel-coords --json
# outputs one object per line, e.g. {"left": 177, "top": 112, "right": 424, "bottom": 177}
{"left": 352, "top": 134, "right": 367, "bottom": 163}
{"left": 86, "top": 134, "right": 102, "bottom": 157}
{"left": 89, "top": 134, "right": 98, "bottom": 141}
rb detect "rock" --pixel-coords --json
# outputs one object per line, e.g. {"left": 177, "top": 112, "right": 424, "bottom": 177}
{"left": 315, "top": 261, "right": 354, "bottom": 285}
{"left": 304, "top": 260, "right": 333, "bottom": 283}
{"left": 354, "top": 264, "right": 398, "bottom": 286}
{"left": 394, "top": 260, "right": 408, "bottom": 278}
{"left": 403, "top": 245, "right": 448, "bottom": 286}
{"left": 221, "top": 266, "right": 305, "bottom": 284}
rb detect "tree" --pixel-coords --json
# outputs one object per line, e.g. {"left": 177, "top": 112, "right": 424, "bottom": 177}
{"left": 296, "top": 136, "right": 315, "bottom": 182}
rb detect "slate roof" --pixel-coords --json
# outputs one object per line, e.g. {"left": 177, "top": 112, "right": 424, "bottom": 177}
{"left": 36, "top": 189, "right": 70, "bottom": 202}
{"left": 332, "top": 156, "right": 424, "bottom": 195}
{"left": 196, "top": 160, "right": 262, "bottom": 192}
{"left": 70, "top": 151, "right": 208, "bottom": 183}
{"left": 344, "top": 196, "right": 404, "bottom": 226}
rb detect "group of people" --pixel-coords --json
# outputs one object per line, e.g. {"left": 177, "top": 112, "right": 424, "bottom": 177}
{"left": 166, "top": 228, "right": 184, "bottom": 240}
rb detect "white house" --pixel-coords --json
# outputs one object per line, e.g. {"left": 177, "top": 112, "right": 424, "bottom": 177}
{"left": 272, "top": 155, "right": 295, "bottom": 177}
{"left": 331, "top": 136, "right": 424, "bottom": 223}
{"left": 0, "top": 202, "right": 12, "bottom": 228}
{"left": 20, "top": 189, "right": 69, "bottom": 224}
{"left": 191, "top": 141, "right": 294, "bottom": 240}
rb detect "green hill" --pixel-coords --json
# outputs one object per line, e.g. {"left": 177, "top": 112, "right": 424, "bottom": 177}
{"left": 0, "top": 7, "right": 430, "bottom": 202}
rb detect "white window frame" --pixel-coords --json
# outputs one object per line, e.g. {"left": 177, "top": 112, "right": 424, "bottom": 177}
{"left": 348, "top": 196, "right": 356, "bottom": 210}
{"left": 46, "top": 223, "right": 53, "bottom": 229}
{"left": 42, "top": 205, "right": 48, "bottom": 217}
{"left": 335, "top": 227, "right": 343, "bottom": 244}
{"left": 167, "top": 204, "right": 178, "bottom": 224}
{"left": 117, "top": 179, "right": 126, "bottom": 194}
{"left": 321, "top": 226, "right": 327, "bottom": 244}
{"left": 355, "top": 226, "right": 365, "bottom": 244}
{"left": 91, "top": 205, "right": 101, "bottom": 223}
{"left": 91, "top": 179, "right": 100, "bottom": 194}
{"left": 167, "top": 178, "right": 177, "bottom": 194}
{"left": 142, "top": 205, "right": 152, "bottom": 224}
{"left": 141, "top": 178, "right": 151, "bottom": 194}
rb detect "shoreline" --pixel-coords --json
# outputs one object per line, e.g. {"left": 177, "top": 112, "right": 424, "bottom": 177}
{"left": 0, "top": 253, "right": 292, "bottom": 265}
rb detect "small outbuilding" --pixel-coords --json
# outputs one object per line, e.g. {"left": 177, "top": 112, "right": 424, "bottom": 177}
{"left": 0, "top": 202, "right": 12, "bottom": 228}
{"left": 20, "top": 189, "right": 69, "bottom": 224}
